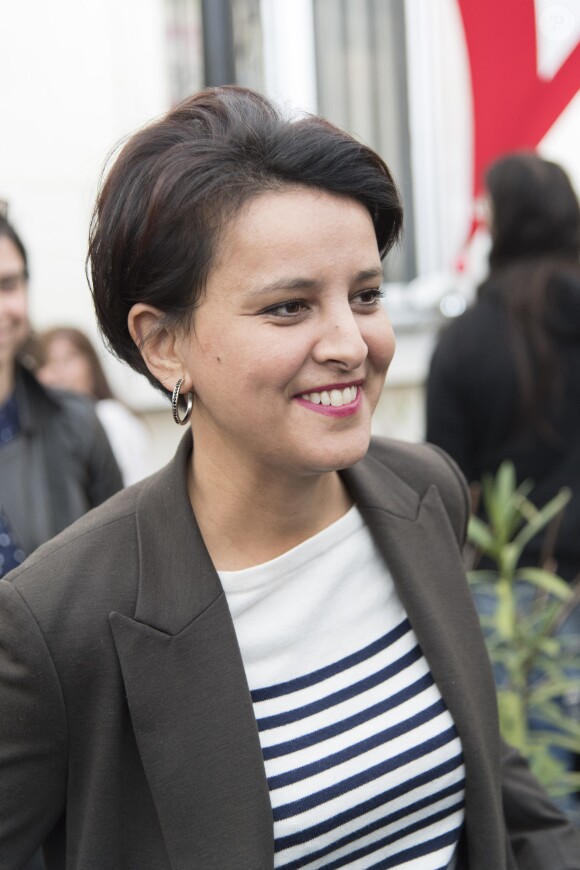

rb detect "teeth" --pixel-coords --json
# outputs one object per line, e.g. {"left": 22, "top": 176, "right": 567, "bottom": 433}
{"left": 302, "top": 386, "right": 357, "bottom": 407}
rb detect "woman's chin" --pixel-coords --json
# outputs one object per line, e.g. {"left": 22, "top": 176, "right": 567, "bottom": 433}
{"left": 304, "top": 430, "right": 373, "bottom": 475}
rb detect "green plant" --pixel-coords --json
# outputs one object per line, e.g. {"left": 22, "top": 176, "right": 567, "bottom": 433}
{"left": 467, "top": 461, "right": 580, "bottom": 799}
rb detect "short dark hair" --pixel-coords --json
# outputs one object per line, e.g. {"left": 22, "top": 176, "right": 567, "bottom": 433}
{"left": 88, "top": 86, "right": 403, "bottom": 394}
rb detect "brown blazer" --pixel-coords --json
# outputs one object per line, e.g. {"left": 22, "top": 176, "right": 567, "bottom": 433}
{"left": 0, "top": 433, "right": 578, "bottom": 869}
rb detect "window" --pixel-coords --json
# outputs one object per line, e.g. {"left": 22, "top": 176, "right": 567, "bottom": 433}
{"left": 165, "top": 0, "right": 264, "bottom": 102}
{"left": 165, "top": 0, "right": 204, "bottom": 104}
{"left": 313, "top": 0, "right": 415, "bottom": 280}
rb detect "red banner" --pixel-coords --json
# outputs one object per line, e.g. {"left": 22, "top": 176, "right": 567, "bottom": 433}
{"left": 457, "top": 0, "right": 580, "bottom": 199}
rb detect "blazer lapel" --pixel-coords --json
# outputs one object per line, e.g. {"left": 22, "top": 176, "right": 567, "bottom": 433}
{"left": 110, "top": 432, "right": 273, "bottom": 869}
{"left": 343, "top": 451, "right": 503, "bottom": 867}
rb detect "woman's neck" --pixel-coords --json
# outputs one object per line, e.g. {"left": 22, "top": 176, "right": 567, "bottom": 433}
{"left": 187, "top": 447, "right": 353, "bottom": 571}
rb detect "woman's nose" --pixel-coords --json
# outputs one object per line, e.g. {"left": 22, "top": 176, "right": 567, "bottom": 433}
{"left": 312, "top": 307, "right": 368, "bottom": 370}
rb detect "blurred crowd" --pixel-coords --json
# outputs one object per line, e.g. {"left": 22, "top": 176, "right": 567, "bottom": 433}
{"left": 0, "top": 215, "right": 154, "bottom": 583}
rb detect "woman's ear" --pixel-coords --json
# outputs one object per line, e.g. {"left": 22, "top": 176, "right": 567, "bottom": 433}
{"left": 128, "top": 304, "right": 192, "bottom": 394}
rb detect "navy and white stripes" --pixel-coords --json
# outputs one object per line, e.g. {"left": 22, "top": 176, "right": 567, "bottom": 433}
{"left": 253, "top": 619, "right": 465, "bottom": 868}
{"left": 220, "top": 505, "right": 465, "bottom": 868}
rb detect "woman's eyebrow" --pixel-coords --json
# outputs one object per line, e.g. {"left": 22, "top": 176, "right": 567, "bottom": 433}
{"left": 249, "top": 267, "right": 385, "bottom": 297}
{"left": 355, "top": 267, "right": 385, "bottom": 282}
{"left": 249, "top": 276, "right": 319, "bottom": 297}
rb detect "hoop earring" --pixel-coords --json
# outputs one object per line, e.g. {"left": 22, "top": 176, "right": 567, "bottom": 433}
{"left": 171, "top": 378, "right": 193, "bottom": 425}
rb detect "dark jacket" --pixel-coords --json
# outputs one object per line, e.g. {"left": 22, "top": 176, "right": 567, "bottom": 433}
{"left": 0, "top": 364, "right": 123, "bottom": 559}
{"left": 0, "top": 433, "right": 578, "bottom": 869}
{"left": 426, "top": 273, "right": 580, "bottom": 579}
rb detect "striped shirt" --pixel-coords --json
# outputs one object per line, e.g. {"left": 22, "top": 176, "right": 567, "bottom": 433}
{"left": 220, "top": 506, "right": 465, "bottom": 868}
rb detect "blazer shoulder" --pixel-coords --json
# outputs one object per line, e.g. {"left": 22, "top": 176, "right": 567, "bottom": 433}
{"left": 8, "top": 482, "right": 143, "bottom": 601}
{"left": 366, "top": 437, "right": 470, "bottom": 545}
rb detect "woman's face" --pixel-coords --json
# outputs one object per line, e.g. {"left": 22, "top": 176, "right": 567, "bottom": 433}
{"left": 38, "top": 336, "right": 94, "bottom": 396}
{"left": 0, "top": 236, "right": 29, "bottom": 371}
{"left": 175, "top": 187, "right": 396, "bottom": 480}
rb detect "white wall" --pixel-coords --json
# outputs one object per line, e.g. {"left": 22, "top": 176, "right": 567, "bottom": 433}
{"left": 260, "top": 0, "right": 317, "bottom": 114}
{"left": 0, "top": 0, "right": 171, "bottom": 417}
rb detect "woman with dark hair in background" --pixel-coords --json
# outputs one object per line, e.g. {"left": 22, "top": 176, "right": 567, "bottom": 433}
{"left": 0, "top": 216, "right": 122, "bottom": 579}
{"left": 0, "top": 93, "right": 579, "bottom": 869}
{"left": 426, "top": 152, "right": 580, "bottom": 581}
{"left": 37, "top": 326, "right": 153, "bottom": 485}
{"left": 426, "top": 152, "right": 580, "bottom": 825}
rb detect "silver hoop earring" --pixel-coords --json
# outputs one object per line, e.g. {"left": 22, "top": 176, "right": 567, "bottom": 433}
{"left": 171, "top": 378, "right": 193, "bottom": 425}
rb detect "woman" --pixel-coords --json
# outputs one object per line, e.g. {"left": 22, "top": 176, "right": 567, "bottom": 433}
{"left": 37, "top": 326, "right": 153, "bottom": 485}
{"left": 0, "top": 90, "right": 578, "bottom": 869}
{"left": 426, "top": 152, "right": 580, "bottom": 580}
{"left": 426, "top": 152, "right": 580, "bottom": 826}
{"left": 0, "top": 216, "right": 122, "bottom": 579}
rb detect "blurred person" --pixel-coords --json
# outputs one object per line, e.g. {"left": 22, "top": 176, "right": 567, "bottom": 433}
{"left": 37, "top": 326, "right": 154, "bottom": 485}
{"left": 0, "top": 218, "right": 123, "bottom": 870}
{"left": 427, "top": 152, "right": 580, "bottom": 581}
{"left": 426, "top": 152, "right": 580, "bottom": 823}
{"left": 0, "top": 90, "right": 579, "bottom": 870}
{"left": 0, "top": 216, "right": 122, "bottom": 580}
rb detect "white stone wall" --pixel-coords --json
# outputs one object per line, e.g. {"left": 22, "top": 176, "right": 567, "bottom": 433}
{"left": 0, "top": 0, "right": 171, "bottom": 415}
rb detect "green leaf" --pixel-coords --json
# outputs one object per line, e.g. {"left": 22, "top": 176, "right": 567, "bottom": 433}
{"left": 514, "top": 568, "right": 572, "bottom": 601}
{"left": 528, "top": 679, "right": 580, "bottom": 706}
{"left": 533, "top": 636, "right": 563, "bottom": 657}
{"left": 517, "top": 495, "right": 540, "bottom": 525}
{"left": 514, "top": 478, "right": 535, "bottom": 502}
{"left": 480, "top": 473, "right": 497, "bottom": 522}
{"left": 499, "top": 543, "right": 520, "bottom": 577}
{"left": 467, "top": 516, "right": 495, "bottom": 555}
{"left": 492, "top": 463, "right": 517, "bottom": 543}
{"left": 467, "top": 570, "right": 500, "bottom": 588}
{"left": 536, "top": 701, "right": 580, "bottom": 738}
{"left": 527, "top": 732, "right": 580, "bottom": 754}
{"left": 497, "top": 690, "right": 527, "bottom": 747}
{"left": 513, "top": 489, "right": 572, "bottom": 553}
{"left": 524, "top": 600, "right": 563, "bottom": 637}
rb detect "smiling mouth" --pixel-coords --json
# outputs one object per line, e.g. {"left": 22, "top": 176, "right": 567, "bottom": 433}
{"left": 297, "top": 385, "right": 358, "bottom": 407}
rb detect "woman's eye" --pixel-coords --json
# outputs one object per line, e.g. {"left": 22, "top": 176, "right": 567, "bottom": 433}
{"left": 262, "top": 299, "right": 308, "bottom": 318}
{"left": 354, "top": 288, "right": 385, "bottom": 307}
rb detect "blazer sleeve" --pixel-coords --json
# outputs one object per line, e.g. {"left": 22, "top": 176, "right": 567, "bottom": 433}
{"left": 0, "top": 580, "right": 67, "bottom": 868}
{"left": 500, "top": 740, "right": 580, "bottom": 868}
